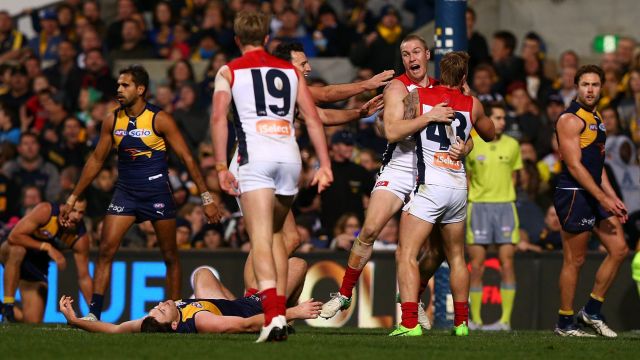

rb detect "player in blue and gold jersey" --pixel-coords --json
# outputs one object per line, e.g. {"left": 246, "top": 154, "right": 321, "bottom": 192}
{"left": 58, "top": 258, "right": 321, "bottom": 334}
{"left": 61, "top": 65, "right": 222, "bottom": 321}
{"left": 554, "top": 65, "right": 629, "bottom": 337}
{"left": 0, "top": 198, "right": 92, "bottom": 323}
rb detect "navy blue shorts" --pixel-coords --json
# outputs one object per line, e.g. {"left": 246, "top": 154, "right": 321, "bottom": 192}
{"left": 20, "top": 250, "right": 49, "bottom": 283}
{"left": 107, "top": 182, "right": 176, "bottom": 223}
{"left": 553, "top": 189, "right": 610, "bottom": 233}
{"left": 213, "top": 295, "right": 263, "bottom": 318}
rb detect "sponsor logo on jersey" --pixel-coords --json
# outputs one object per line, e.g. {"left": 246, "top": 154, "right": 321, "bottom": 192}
{"left": 125, "top": 148, "right": 152, "bottom": 159}
{"left": 128, "top": 129, "right": 152, "bottom": 138}
{"left": 114, "top": 129, "right": 127, "bottom": 136}
{"left": 256, "top": 120, "right": 291, "bottom": 136}
{"left": 375, "top": 180, "right": 389, "bottom": 188}
{"left": 433, "top": 152, "right": 462, "bottom": 170}
{"left": 153, "top": 203, "right": 165, "bottom": 209}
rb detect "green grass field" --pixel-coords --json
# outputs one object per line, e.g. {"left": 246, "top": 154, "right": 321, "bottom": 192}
{"left": 1, "top": 325, "right": 638, "bottom": 359}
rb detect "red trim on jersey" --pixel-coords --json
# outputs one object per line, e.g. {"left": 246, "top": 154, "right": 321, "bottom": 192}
{"left": 395, "top": 73, "right": 440, "bottom": 89}
{"left": 417, "top": 86, "right": 473, "bottom": 114}
{"left": 227, "top": 49, "right": 298, "bottom": 87}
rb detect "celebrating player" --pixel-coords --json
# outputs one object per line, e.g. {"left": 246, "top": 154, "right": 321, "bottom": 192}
{"left": 59, "top": 258, "right": 321, "bottom": 334}
{"left": 553, "top": 65, "right": 629, "bottom": 337}
{"left": 321, "top": 35, "right": 469, "bottom": 326}
{"left": 61, "top": 64, "right": 221, "bottom": 321}
{"left": 1, "top": 198, "right": 92, "bottom": 323}
{"left": 391, "top": 51, "right": 495, "bottom": 337}
{"left": 211, "top": 11, "right": 332, "bottom": 342}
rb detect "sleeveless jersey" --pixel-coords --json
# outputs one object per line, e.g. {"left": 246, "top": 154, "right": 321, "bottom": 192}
{"left": 112, "top": 103, "right": 168, "bottom": 188}
{"left": 227, "top": 49, "right": 300, "bottom": 166}
{"left": 557, "top": 101, "right": 607, "bottom": 189}
{"left": 415, "top": 86, "right": 473, "bottom": 189}
{"left": 174, "top": 297, "right": 261, "bottom": 333}
{"left": 33, "top": 203, "right": 86, "bottom": 250}
{"left": 380, "top": 74, "right": 439, "bottom": 172}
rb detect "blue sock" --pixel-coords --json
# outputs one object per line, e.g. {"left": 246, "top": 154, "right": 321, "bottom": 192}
{"left": 558, "top": 311, "right": 574, "bottom": 329}
{"left": 89, "top": 294, "right": 104, "bottom": 320}
{"left": 584, "top": 294, "right": 603, "bottom": 316}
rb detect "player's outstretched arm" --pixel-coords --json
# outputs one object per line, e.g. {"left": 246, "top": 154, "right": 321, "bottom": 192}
{"left": 63, "top": 113, "right": 115, "bottom": 215}
{"left": 471, "top": 97, "right": 495, "bottom": 142}
{"left": 72, "top": 235, "right": 93, "bottom": 304}
{"left": 210, "top": 65, "right": 239, "bottom": 196}
{"left": 297, "top": 72, "right": 333, "bottom": 193}
{"left": 317, "top": 94, "right": 384, "bottom": 126}
{"left": 8, "top": 203, "right": 66, "bottom": 270}
{"left": 309, "top": 70, "right": 394, "bottom": 104}
{"left": 59, "top": 296, "right": 142, "bottom": 333}
{"left": 384, "top": 85, "right": 453, "bottom": 143}
{"left": 156, "top": 111, "right": 221, "bottom": 223}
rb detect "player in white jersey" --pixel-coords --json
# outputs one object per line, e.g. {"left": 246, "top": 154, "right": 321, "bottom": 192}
{"left": 211, "top": 11, "right": 332, "bottom": 343}
{"left": 390, "top": 52, "right": 495, "bottom": 337}
{"left": 321, "top": 35, "right": 471, "bottom": 322}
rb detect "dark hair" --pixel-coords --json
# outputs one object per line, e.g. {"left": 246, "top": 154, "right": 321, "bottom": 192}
{"left": 141, "top": 316, "right": 174, "bottom": 333}
{"left": 483, "top": 101, "right": 505, "bottom": 117}
{"left": 119, "top": 64, "right": 150, "bottom": 96}
{"left": 524, "top": 31, "right": 542, "bottom": 44}
{"left": 493, "top": 30, "right": 517, "bottom": 53}
{"left": 152, "top": 1, "right": 175, "bottom": 28}
{"left": 440, "top": 51, "right": 469, "bottom": 87}
{"left": 574, "top": 64, "right": 604, "bottom": 86}
{"left": 273, "top": 42, "right": 304, "bottom": 62}
{"left": 0, "top": 102, "right": 18, "bottom": 128}
{"left": 466, "top": 7, "right": 476, "bottom": 21}
{"left": 19, "top": 132, "right": 39, "bottom": 143}
{"left": 167, "top": 60, "right": 195, "bottom": 90}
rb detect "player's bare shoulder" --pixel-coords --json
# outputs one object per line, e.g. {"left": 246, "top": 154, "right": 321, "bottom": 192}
{"left": 383, "top": 78, "right": 409, "bottom": 97}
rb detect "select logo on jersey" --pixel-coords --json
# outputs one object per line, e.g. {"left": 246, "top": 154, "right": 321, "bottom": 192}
{"left": 256, "top": 120, "right": 291, "bottom": 136}
{"left": 114, "top": 129, "right": 127, "bottom": 136}
{"left": 125, "top": 148, "right": 152, "bottom": 159}
{"left": 375, "top": 180, "right": 389, "bottom": 188}
{"left": 433, "top": 152, "right": 462, "bottom": 170}
{"left": 128, "top": 129, "right": 152, "bottom": 138}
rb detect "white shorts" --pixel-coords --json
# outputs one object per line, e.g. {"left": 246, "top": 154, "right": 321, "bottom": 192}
{"left": 371, "top": 166, "right": 416, "bottom": 204}
{"left": 404, "top": 184, "right": 467, "bottom": 224}
{"left": 237, "top": 161, "right": 301, "bottom": 196}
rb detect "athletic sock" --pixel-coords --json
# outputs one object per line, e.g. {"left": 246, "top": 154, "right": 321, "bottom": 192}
{"left": 400, "top": 302, "right": 419, "bottom": 329}
{"left": 469, "top": 287, "right": 483, "bottom": 325}
{"left": 584, "top": 293, "right": 604, "bottom": 316}
{"left": 277, "top": 295, "right": 287, "bottom": 316}
{"left": 338, "top": 267, "right": 362, "bottom": 298}
{"left": 3, "top": 296, "right": 15, "bottom": 305}
{"left": 499, "top": 284, "right": 516, "bottom": 325}
{"left": 89, "top": 294, "right": 104, "bottom": 320}
{"left": 2, "top": 297, "right": 15, "bottom": 320}
{"left": 244, "top": 288, "right": 259, "bottom": 297}
{"left": 453, "top": 301, "right": 469, "bottom": 327}
{"left": 558, "top": 309, "right": 574, "bottom": 328}
{"left": 259, "top": 288, "right": 278, "bottom": 326}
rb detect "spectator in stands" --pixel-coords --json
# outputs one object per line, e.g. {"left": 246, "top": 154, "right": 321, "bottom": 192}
{"left": 617, "top": 67, "right": 640, "bottom": 139}
{"left": 605, "top": 136, "right": 640, "bottom": 229}
{"left": 43, "top": 40, "right": 83, "bottom": 112}
{"left": 149, "top": 1, "right": 176, "bottom": 58}
{"left": 40, "top": 91, "right": 70, "bottom": 148}
{"left": 320, "top": 131, "right": 374, "bottom": 234}
{"left": 77, "top": 29, "right": 104, "bottom": 69}
{"left": 174, "top": 84, "right": 208, "bottom": 154}
{"left": 105, "top": 0, "right": 138, "bottom": 51}
{"left": 55, "top": 3, "right": 78, "bottom": 43}
{"left": 107, "top": 18, "right": 154, "bottom": 65}
{"left": 59, "top": 165, "right": 80, "bottom": 195}
{"left": 521, "top": 32, "right": 545, "bottom": 62}
{"left": 330, "top": 212, "right": 360, "bottom": 251}
{"left": 350, "top": 5, "right": 406, "bottom": 75}
{"left": 81, "top": 49, "right": 117, "bottom": 101}
{"left": 536, "top": 94, "right": 565, "bottom": 160}
{"left": 46, "top": 117, "right": 89, "bottom": 169}
{"left": 0, "top": 102, "right": 20, "bottom": 146}
{"left": 191, "top": 31, "right": 220, "bottom": 62}
{"left": 154, "top": 84, "right": 175, "bottom": 113}
{"left": 602, "top": 106, "right": 627, "bottom": 160}
{"left": 167, "top": 59, "right": 195, "bottom": 91}
{"left": 515, "top": 160, "right": 546, "bottom": 249}
{"left": 76, "top": 87, "right": 103, "bottom": 124}
{"left": 471, "top": 64, "right": 503, "bottom": 102}
{"left": 199, "top": 52, "right": 228, "bottom": 107}
{"left": 373, "top": 216, "right": 399, "bottom": 251}
{"left": 358, "top": 148, "right": 381, "bottom": 176}
{"left": 2, "top": 133, "right": 60, "bottom": 202}
{"left": 313, "top": 4, "right": 353, "bottom": 57}
{"left": 0, "top": 66, "right": 31, "bottom": 114}
{"left": 538, "top": 205, "right": 562, "bottom": 251}
{"left": 18, "top": 185, "right": 43, "bottom": 216}
{"left": 176, "top": 217, "right": 192, "bottom": 250}
{"left": 85, "top": 167, "right": 115, "bottom": 221}
{"left": 273, "top": 6, "right": 317, "bottom": 57}
{"left": 490, "top": 30, "right": 525, "bottom": 95}
{"left": 344, "top": 0, "right": 376, "bottom": 38}
{"left": 23, "top": 56, "right": 42, "bottom": 80}
{"left": 23, "top": 77, "right": 51, "bottom": 133}
{"left": 168, "top": 21, "right": 192, "bottom": 61}
{"left": 179, "top": 203, "right": 206, "bottom": 243}
{"left": 198, "top": 4, "right": 235, "bottom": 56}
{"left": 193, "top": 223, "right": 225, "bottom": 249}
{"left": 616, "top": 36, "right": 637, "bottom": 74}
{"left": 0, "top": 11, "right": 27, "bottom": 63}
{"left": 82, "top": 1, "right": 105, "bottom": 37}
{"left": 555, "top": 66, "right": 577, "bottom": 108}
{"left": 505, "top": 82, "right": 543, "bottom": 145}
{"left": 558, "top": 50, "right": 579, "bottom": 72}
{"left": 27, "top": 9, "right": 62, "bottom": 61}
{"left": 466, "top": 7, "right": 490, "bottom": 76}
{"left": 524, "top": 54, "right": 553, "bottom": 107}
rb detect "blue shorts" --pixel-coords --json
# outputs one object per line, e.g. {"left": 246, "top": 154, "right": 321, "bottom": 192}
{"left": 20, "top": 250, "right": 49, "bottom": 283}
{"left": 107, "top": 182, "right": 176, "bottom": 223}
{"left": 553, "top": 189, "right": 610, "bottom": 233}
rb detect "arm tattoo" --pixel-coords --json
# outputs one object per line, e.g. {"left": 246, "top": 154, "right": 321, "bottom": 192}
{"left": 403, "top": 90, "right": 418, "bottom": 120}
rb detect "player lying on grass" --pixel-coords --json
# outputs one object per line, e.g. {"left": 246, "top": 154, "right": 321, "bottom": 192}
{"left": 58, "top": 258, "right": 322, "bottom": 333}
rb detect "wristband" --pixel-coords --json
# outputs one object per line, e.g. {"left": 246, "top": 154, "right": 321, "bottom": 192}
{"left": 40, "top": 242, "right": 50, "bottom": 251}
{"left": 215, "top": 162, "right": 228, "bottom": 172}
{"left": 201, "top": 191, "right": 214, "bottom": 206}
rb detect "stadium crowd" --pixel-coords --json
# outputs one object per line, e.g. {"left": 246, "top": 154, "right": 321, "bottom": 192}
{"left": 0, "top": 0, "right": 639, "bottom": 255}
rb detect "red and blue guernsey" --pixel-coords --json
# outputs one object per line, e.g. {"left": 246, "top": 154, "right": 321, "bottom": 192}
{"left": 226, "top": 49, "right": 301, "bottom": 167}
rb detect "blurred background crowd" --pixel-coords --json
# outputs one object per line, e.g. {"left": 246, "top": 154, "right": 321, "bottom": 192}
{"left": 0, "top": 0, "right": 639, "bottom": 254}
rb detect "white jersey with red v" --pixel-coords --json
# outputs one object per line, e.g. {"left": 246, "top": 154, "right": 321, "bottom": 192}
{"left": 379, "top": 74, "right": 439, "bottom": 172}
{"left": 415, "top": 86, "right": 473, "bottom": 189}
{"left": 227, "top": 49, "right": 301, "bottom": 166}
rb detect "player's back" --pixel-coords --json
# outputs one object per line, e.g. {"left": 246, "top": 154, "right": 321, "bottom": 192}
{"left": 227, "top": 49, "right": 300, "bottom": 166}
{"left": 415, "top": 86, "right": 473, "bottom": 189}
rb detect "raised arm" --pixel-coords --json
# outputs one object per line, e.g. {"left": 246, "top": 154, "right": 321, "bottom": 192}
{"left": 308, "top": 70, "right": 394, "bottom": 103}
{"left": 308, "top": 94, "right": 383, "bottom": 126}
{"left": 471, "top": 97, "right": 496, "bottom": 142}
{"left": 72, "top": 235, "right": 93, "bottom": 304}
{"left": 59, "top": 296, "right": 142, "bottom": 333}
{"left": 156, "top": 111, "right": 221, "bottom": 223}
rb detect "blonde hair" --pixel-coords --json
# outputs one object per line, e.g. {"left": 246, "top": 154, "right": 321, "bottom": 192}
{"left": 233, "top": 11, "right": 270, "bottom": 46}
{"left": 440, "top": 51, "right": 469, "bottom": 87}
